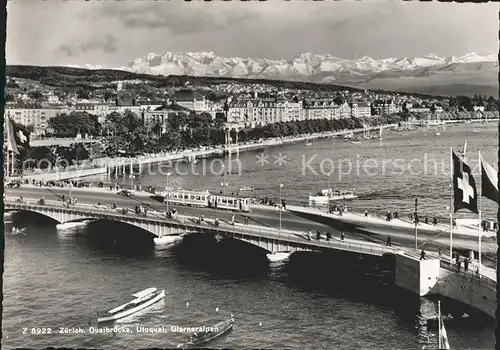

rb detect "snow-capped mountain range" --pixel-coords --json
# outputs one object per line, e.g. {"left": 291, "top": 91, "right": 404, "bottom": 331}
{"left": 116, "top": 51, "right": 497, "bottom": 84}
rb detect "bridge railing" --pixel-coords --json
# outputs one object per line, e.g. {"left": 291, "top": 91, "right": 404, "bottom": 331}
{"left": 438, "top": 259, "right": 496, "bottom": 290}
{"left": 6, "top": 197, "right": 399, "bottom": 257}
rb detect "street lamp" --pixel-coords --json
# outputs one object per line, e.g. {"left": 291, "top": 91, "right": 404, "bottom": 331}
{"left": 279, "top": 183, "right": 284, "bottom": 235}
{"left": 166, "top": 171, "right": 172, "bottom": 213}
{"left": 327, "top": 173, "right": 331, "bottom": 194}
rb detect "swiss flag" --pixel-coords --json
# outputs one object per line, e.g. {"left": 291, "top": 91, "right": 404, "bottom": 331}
{"left": 452, "top": 151, "right": 478, "bottom": 214}
{"left": 6, "top": 118, "right": 30, "bottom": 155}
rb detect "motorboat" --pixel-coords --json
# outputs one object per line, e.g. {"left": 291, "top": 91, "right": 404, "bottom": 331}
{"left": 11, "top": 227, "right": 26, "bottom": 235}
{"left": 308, "top": 189, "right": 358, "bottom": 203}
{"left": 176, "top": 316, "right": 234, "bottom": 348}
{"left": 239, "top": 186, "right": 255, "bottom": 192}
{"left": 97, "top": 287, "right": 165, "bottom": 323}
{"left": 154, "top": 234, "right": 185, "bottom": 245}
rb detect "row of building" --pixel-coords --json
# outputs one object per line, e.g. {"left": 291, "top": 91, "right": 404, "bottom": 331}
{"left": 5, "top": 87, "right": 405, "bottom": 136}
{"left": 5, "top": 89, "right": 216, "bottom": 136}
{"left": 225, "top": 97, "right": 382, "bottom": 128}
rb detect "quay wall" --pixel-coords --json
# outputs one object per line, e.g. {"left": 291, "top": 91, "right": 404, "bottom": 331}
{"left": 429, "top": 268, "right": 496, "bottom": 318}
{"left": 12, "top": 166, "right": 107, "bottom": 182}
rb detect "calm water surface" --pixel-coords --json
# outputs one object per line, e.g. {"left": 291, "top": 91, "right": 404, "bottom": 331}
{"left": 3, "top": 123, "right": 497, "bottom": 349}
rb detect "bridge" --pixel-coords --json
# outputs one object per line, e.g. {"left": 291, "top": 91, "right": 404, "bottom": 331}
{"left": 5, "top": 197, "right": 400, "bottom": 257}
{"left": 5, "top": 193, "right": 497, "bottom": 319}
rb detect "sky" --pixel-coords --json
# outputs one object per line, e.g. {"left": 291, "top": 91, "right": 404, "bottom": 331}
{"left": 6, "top": 1, "right": 499, "bottom": 67}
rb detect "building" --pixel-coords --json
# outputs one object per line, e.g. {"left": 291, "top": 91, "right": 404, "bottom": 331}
{"left": 333, "top": 97, "right": 351, "bottom": 119}
{"left": 4, "top": 105, "right": 68, "bottom": 136}
{"left": 227, "top": 98, "right": 305, "bottom": 128}
{"left": 349, "top": 101, "right": 371, "bottom": 118}
{"left": 72, "top": 103, "right": 110, "bottom": 123}
{"left": 372, "top": 99, "right": 397, "bottom": 116}
{"left": 173, "top": 89, "right": 208, "bottom": 112}
{"left": 302, "top": 99, "right": 339, "bottom": 120}
{"left": 142, "top": 103, "right": 191, "bottom": 133}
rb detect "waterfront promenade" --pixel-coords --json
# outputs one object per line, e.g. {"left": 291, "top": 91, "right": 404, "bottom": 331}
{"left": 15, "top": 124, "right": 397, "bottom": 182}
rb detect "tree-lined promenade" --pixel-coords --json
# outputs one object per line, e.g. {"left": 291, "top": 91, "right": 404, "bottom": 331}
{"left": 14, "top": 110, "right": 404, "bottom": 173}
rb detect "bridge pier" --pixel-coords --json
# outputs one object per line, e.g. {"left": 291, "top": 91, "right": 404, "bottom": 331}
{"left": 394, "top": 253, "right": 440, "bottom": 296}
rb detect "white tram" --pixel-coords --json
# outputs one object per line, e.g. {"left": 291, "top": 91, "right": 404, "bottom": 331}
{"left": 163, "top": 189, "right": 251, "bottom": 212}
{"left": 208, "top": 195, "right": 251, "bottom": 212}
{"left": 163, "top": 190, "right": 210, "bottom": 207}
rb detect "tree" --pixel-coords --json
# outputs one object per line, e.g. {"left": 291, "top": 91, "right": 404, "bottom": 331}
{"left": 48, "top": 112, "right": 101, "bottom": 137}
{"left": 28, "top": 91, "right": 43, "bottom": 100}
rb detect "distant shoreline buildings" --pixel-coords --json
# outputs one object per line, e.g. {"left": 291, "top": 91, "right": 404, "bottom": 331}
{"left": 4, "top": 77, "right": 494, "bottom": 137}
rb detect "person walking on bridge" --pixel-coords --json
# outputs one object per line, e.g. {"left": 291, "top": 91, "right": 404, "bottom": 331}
{"left": 420, "top": 249, "right": 426, "bottom": 260}
{"left": 386, "top": 236, "right": 391, "bottom": 247}
{"left": 307, "top": 230, "right": 311, "bottom": 241}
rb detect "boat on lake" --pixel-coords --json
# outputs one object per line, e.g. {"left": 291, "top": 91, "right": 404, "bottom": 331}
{"left": 239, "top": 186, "right": 255, "bottom": 192}
{"left": 309, "top": 189, "right": 358, "bottom": 203}
{"left": 176, "top": 316, "right": 234, "bottom": 348}
{"left": 97, "top": 287, "right": 165, "bottom": 323}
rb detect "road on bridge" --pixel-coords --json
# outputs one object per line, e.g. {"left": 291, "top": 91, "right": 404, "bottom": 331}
{"left": 6, "top": 186, "right": 491, "bottom": 257}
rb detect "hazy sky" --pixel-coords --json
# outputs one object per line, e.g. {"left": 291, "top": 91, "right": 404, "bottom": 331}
{"left": 6, "top": 1, "right": 498, "bottom": 67}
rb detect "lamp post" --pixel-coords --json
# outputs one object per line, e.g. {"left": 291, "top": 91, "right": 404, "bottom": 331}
{"left": 279, "top": 183, "right": 284, "bottom": 235}
{"left": 327, "top": 173, "right": 331, "bottom": 194}
{"left": 166, "top": 171, "right": 172, "bottom": 213}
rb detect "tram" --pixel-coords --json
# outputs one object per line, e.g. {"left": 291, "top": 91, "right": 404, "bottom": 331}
{"left": 163, "top": 189, "right": 251, "bottom": 212}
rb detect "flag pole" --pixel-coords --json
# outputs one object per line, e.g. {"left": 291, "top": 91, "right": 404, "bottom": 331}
{"left": 11, "top": 149, "right": 15, "bottom": 176}
{"left": 438, "top": 300, "right": 442, "bottom": 349}
{"left": 478, "top": 150, "right": 482, "bottom": 276}
{"left": 449, "top": 147, "right": 453, "bottom": 266}
{"left": 414, "top": 196, "right": 418, "bottom": 249}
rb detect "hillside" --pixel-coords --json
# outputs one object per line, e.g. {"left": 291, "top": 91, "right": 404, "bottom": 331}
{"left": 5, "top": 65, "right": 359, "bottom": 93}
{"left": 6, "top": 65, "right": 451, "bottom": 100}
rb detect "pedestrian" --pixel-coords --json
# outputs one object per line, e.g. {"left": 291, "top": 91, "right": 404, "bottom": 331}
{"left": 244, "top": 216, "right": 249, "bottom": 225}
{"left": 424, "top": 215, "right": 428, "bottom": 224}
{"left": 326, "top": 231, "right": 331, "bottom": 241}
{"left": 340, "top": 232, "right": 345, "bottom": 241}
{"left": 364, "top": 210, "right": 368, "bottom": 217}
{"left": 386, "top": 236, "right": 391, "bottom": 247}
{"left": 316, "top": 230, "right": 321, "bottom": 240}
{"left": 420, "top": 249, "right": 426, "bottom": 260}
{"left": 438, "top": 248, "right": 441, "bottom": 258}
{"left": 394, "top": 211, "right": 399, "bottom": 220}
{"left": 464, "top": 258, "right": 469, "bottom": 271}
{"left": 307, "top": 230, "right": 311, "bottom": 241}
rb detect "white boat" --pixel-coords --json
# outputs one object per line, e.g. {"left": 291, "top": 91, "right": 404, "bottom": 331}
{"left": 10, "top": 227, "right": 26, "bottom": 235}
{"left": 305, "top": 137, "right": 312, "bottom": 146}
{"left": 56, "top": 220, "right": 91, "bottom": 230}
{"left": 97, "top": 287, "right": 165, "bottom": 323}
{"left": 154, "top": 234, "right": 184, "bottom": 245}
{"left": 239, "top": 186, "right": 255, "bottom": 192}
{"left": 309, "top": 189, "right": 358, "bottom": 203}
